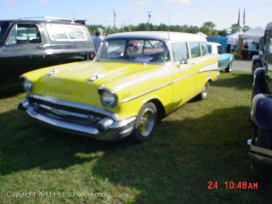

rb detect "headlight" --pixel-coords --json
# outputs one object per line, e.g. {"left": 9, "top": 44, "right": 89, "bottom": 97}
{"left": 99, "top": 89, "right": 118, "bottom": 108}
{"left": 22, "top": 78, "right": 33, "bottom": 92}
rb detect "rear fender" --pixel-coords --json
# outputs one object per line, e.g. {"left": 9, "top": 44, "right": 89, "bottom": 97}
{"left": 251, "top": 94, "right": 272, "bottom": 130}
{"left": 252, "top": 68, "right": 269, "bottom": 97}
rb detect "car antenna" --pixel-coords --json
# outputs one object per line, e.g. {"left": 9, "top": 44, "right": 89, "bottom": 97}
{"left": 168, "top": 13, "right": 171, "bottom": 40}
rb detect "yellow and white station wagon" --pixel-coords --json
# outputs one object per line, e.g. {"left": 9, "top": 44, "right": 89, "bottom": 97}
{"left": 18, "top": 31, "right": 219, "bottom": 143}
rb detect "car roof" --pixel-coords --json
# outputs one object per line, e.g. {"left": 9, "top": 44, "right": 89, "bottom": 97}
{"left": 0, "top": 17, "right": 86, "bottom": 25}
{"left": 105, "top": 31, "right": 207, "bottom": 42}
{"left": 207, "top": 42, "right": 221, "bottom": 46}
{"left": 266, "top": 22, "right": 272, "bottom": 31}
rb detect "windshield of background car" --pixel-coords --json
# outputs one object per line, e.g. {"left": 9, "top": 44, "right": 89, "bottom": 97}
{"left": 95, "top": 39, "right": 170, "bottom": 64}
{"left": 0, "top": 22, "right": 10, "bottom": 44}
{"left": 265, "top": 30, "right": 272, "bottom": 71}
{"left": 264, "top": 30, "right": 272, "bottom": 54}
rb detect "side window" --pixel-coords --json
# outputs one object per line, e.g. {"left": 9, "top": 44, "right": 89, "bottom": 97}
{"left": 7, "top": 24, "right": 40, "bottom": 45}
{"left": 217, "top": 45, "right": 224, "bottom": 54}
{"left": 264, "top": 30, "right": 270, "bottom": 52}
{"left": 189, "top": 42, "right": 201, "bottom": 58}
{"left": 7, "top": 26, "right": 16, "bottom": 45}
{"left": 46, "top": 24, "right": 87, "bottom": 41}
{"left": 172, "top": 42, "right": 189, "bottom": 61}
{"left": 207, "top": 45, "right": 212, "bottom": 53}
{"left": 200, "top": 42, "right": 208, "bottom": 55}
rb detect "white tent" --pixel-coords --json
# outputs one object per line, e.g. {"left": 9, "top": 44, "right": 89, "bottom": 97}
{"left": 195, "top": 32, "right": 207, "bottom": 38}
{"left": 240, "top": 27, "right": 264, "bottom": 40}
{"left": 226, "top": 32, "right": 242, "bottom": 45}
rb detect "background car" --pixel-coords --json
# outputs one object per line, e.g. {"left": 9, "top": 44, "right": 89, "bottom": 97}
{"left": 207, "top": 42, "right": 234, "bottom": 72}
{"left": 248, "top": 22, "right": 272, "bottom": 183}
{"left": 0, "top": 16, "right": 94, "bottom": 86}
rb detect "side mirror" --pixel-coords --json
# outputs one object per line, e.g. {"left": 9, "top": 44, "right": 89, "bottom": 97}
{"left": 179, "top": 59, "right": 188, "bottom": 65}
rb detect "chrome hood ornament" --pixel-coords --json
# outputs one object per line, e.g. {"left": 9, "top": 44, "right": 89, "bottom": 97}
{"left": 88, "top": 73, "right": 99, "bottom": 84}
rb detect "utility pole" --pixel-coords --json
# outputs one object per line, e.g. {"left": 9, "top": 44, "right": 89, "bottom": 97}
{"left": 113, "top": 9, "right": 116, "bottom": 33}
{"left": 148, "top": 11, "right": 151, "bottom": 31}
{"left": 128, "top": 19, "right": 131, "bottom": 31}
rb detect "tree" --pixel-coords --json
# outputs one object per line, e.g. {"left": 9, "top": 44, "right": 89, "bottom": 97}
{"left": 200, "top": 21, "right": 217, "bottom": 36}
{"left": 242, "top": 25, "right": 251, "bottom": 32}
{"left": 229, "top": 24, "right": 242, "bottom": 33}
{"left": 217, "top": 29, "right": 228, "bottom": 36}
{"left": 202, "top": 21, "right": 216, "bottom": 30}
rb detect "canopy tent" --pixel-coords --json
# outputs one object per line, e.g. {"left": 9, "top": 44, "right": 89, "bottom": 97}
{"left": 195, "top": 32, "right": 207, "bottom": 38}
{"left": 226, "top": 32, "right": 242, "bottom": 45}
{"left": 240, "top": 27, "right": 264, "bottom": 40}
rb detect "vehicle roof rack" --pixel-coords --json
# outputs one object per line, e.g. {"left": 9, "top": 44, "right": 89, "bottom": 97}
{"left": 19, "top": 16, "right": 74, "bottom": 23}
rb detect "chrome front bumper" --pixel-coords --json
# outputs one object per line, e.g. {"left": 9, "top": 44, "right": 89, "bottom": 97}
{"left": 18, "top": 94, "right": 136, "bottom": 141}
{"left": 247, "top": 139, "right": 272, "bottom": 165}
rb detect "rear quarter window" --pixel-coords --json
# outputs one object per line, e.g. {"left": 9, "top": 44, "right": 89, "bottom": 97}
{"left": 189, "top": 42, "right": 201, "bottom": 58}
{"left": 46, "top": 24, "right": 87, "bottom": 41}
{"left": 200, "top": 42, "right": 209, "bottom": 55}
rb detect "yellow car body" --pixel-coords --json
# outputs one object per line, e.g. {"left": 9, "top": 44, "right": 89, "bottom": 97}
{"left": 19, "top": 31, "right": 219, "bottom": 143}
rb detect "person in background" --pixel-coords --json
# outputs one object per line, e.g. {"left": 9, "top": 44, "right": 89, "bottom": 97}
{"left": 93, "top": 28, "right": 104, "bottom": 52}
{"left": 244, "top": 42, "right": 248, "bottom": 49}
{"left": 249, "top": 42, "right": 257, "bottom": 59}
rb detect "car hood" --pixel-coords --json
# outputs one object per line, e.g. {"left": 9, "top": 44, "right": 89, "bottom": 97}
{"left": 31, "top": 61, "right": 165, "bottom": 106}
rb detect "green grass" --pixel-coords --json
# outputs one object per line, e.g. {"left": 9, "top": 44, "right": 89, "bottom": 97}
{"left": 1, "top": 71, "right": 272, "bottom": 204}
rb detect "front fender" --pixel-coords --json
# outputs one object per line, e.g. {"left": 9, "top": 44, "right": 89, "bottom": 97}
{"left": 251, "top": 94, "right": 272, "bottom": 130}
{"left": 252, "top": 67, "right": 270, "bottom": 97}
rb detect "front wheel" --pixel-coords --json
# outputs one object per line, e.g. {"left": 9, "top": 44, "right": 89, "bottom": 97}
{"left": 250, "top": 128, "right": 272, "bottom": 183}
{"left": 195, "top": 82, "right": 209, "bottom": 100}
{"left": 225, "top": 60, "right": 233, "bottom": 73}
{"left": 130, "top": 102, "right": 157, "bottom": 143}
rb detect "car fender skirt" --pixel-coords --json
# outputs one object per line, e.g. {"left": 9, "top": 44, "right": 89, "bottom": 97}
{"left": 252, "top": 94, "right": 272, "bottom": 130}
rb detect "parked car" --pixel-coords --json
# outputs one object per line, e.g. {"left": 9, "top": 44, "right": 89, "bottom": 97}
{"left": 248, "top": 22, "right": 272, "bottom": 183}
{"left": 207, "top": 42, "right": 234, "bottom": 72}
{"left": 0, "top": 16, "right": 94, "bottom": 86}
{"left": 18, "top": 31, "right": 219, "bottom": 143}
{"left": 251, "top": 37, "right": 264, "bottom": 74}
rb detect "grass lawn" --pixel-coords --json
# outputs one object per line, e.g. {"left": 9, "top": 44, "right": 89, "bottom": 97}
{"left": 1, "top": 71, "right": 272, "bottom": 204}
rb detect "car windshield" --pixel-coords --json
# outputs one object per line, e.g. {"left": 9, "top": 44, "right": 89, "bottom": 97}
{"left": 264, "top": 30, "right": 272, "bottom": 54}
{"left": 0, "top": 22, "right": 10, "bottom": 44}
{"left": 95, "top": 38, "right": 170, "bottom": 64}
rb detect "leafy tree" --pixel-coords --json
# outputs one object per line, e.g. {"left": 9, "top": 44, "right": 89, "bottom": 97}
{"left": 217, "top": 29, "right": 228, "bottom": 36}
{"left": 202, "top": 21, "right": 216, "bottom": 30}
{"left": 87, "top": 21, "right": 254, "bottom": 36}
{"left": 242, "top": 25, "right": 251, "bottom": 32}
{"left": 229, "top": 24, "right": 242, "bottom": 33}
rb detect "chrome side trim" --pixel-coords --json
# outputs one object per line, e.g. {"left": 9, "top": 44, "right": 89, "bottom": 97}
{"left": 119, "top": 67, "right": 219, "bottom": 104}
{"left": 27, "top": 94, "right": 120, "bottom": 121}
{"left": 248, "top": 140, "right": 272, "bottom": 165}
{"left": 120, "top": 81, "right": 173, "bottom": 103}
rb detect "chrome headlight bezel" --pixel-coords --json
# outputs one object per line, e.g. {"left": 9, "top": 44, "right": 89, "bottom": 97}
{"left": 98, "top": 88, "right": 118, "bottom": 108}
{"left": 20, "top": 77, "right": 33, "bottom": 92}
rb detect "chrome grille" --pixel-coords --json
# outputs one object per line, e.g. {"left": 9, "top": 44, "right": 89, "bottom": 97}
{"left": 31, "top": 97, "right": 103, "bottom": 125}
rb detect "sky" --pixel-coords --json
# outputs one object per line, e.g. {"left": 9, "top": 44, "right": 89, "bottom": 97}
{"left": 1, "top": 0, "right": 272, "bottom": 32}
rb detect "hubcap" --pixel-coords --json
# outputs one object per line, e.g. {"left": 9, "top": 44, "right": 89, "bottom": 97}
{"left": 139, "top": 108, "right": 155, "bottom": 137}
{"left": 202, "top": 85, "right": 208, "bottom": 98}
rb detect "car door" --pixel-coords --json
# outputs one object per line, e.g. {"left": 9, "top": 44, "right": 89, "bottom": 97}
{"left": 4, "top": 23, "right": 44, "bottom": 82}
{"left": 170, "top": 42, "right": 197, "bottom": 110}
{"left": 0, "top": 45, "right": 8, "bottom": 85}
